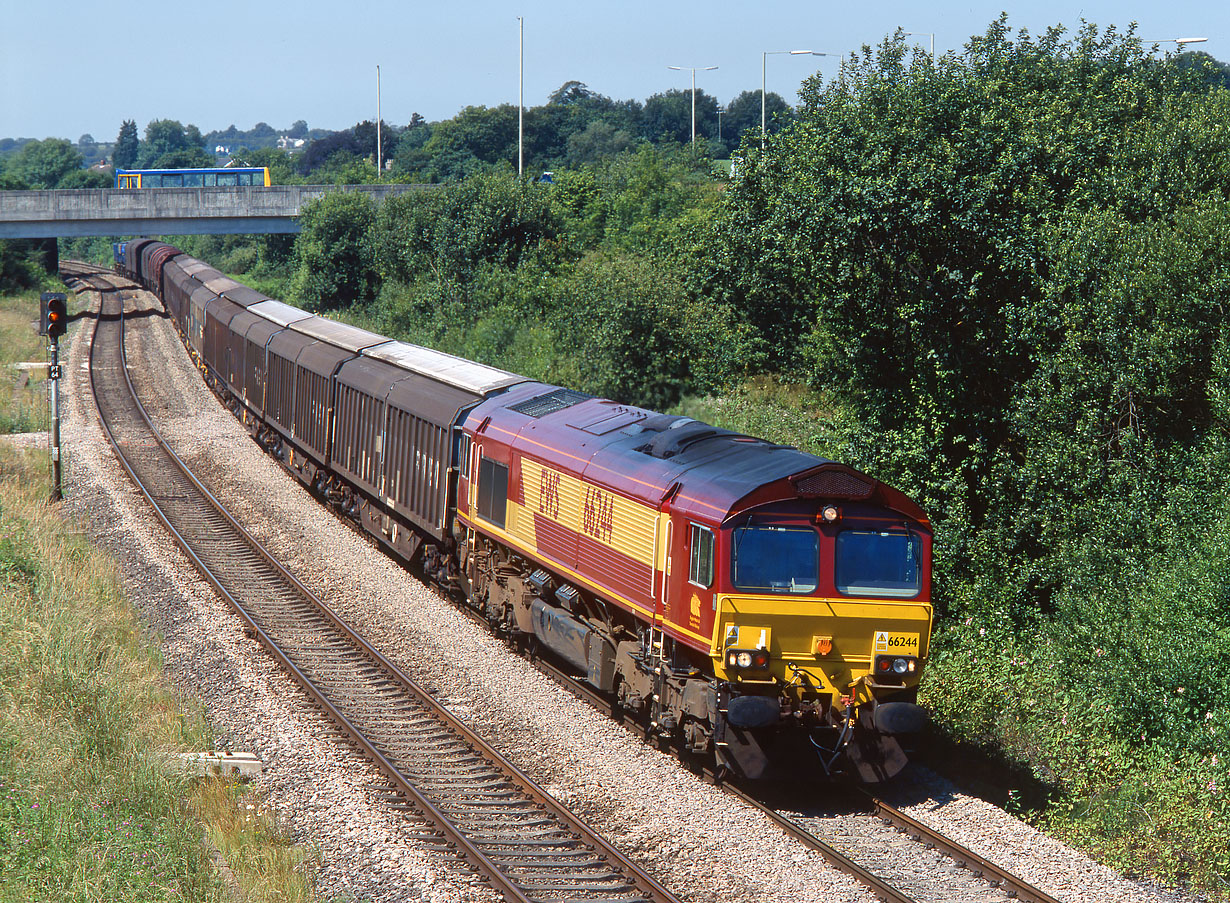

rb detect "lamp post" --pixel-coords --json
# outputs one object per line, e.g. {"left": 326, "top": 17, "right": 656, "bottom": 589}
{"left": 376, "top": 65, "right": 382, "bottom": 179}
{"left": 761, "top": 50, "right": 834, "bottom": 149}
{"left": 518, "top": 16, "right": 524, "bottom": 176}
{"left": 903, "top": 32, "right": 935, "bottom": 62}
{"left": 668, "top": 65, "right": 718, "bottom": 150}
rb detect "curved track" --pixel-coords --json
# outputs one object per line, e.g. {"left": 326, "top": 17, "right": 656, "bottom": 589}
{"left": 71, "top": 263, "right": 681, "bottom": 903}
{"left": 67, "top": 259, "right": 1065, "bottom": 903}
{"left": 514, "top": 622, "right": 1063, "bottom": 903}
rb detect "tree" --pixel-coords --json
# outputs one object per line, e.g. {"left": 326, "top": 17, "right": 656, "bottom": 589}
{"left": 699, "top": 17, "right": 1230, "bottom": 622}
{"left": 149, "top": 147, "right": 214, "bottom": 169}
{"left": 57, "top": 168, "right": 111, "bottom": 189}
{"left": 416, "top": 105, "right": 519, "bottom": 180}
{"left": 548, "top": 80, "right": 597, "bottom": 105}
{"left": 300, "top": 129, "right": 364, "bottom": 174}
{"left": 1174, "top": 49, "right": 1230, "bottom": 89}
{"left": 78, "top": 134, "right": 96, "bottom": 147}
{"left": 9, "top": 138, "right": 83, "bottom": 188}
{"left": 566, "top": 120, "right": 634, "bottom": 165}
{"left": 642, "top": 88, "right": 719, "bottom": 145}
{"left": 353, "top": 120, "right": 397, "bottom": 168}
{"left": 113, "top": 120, "right": 139, "bottom": 169}
{"left": 721, "top": 89, "right": 790, "bottom": 151}
{"left": 138, "top": 119, "right": 196, "bottom": 167}
{"left": 376, "top": 171, "right": 561, "bottom": 285}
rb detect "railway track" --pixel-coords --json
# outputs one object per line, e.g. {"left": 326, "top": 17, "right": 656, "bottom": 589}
{"left": 66, "top": 259, "right": 1065, "bottom": 903}
{"left": 71, "top": 263, "right": 681, "bottom": 903}
{"left": 509, "top": 628, "right": 1063, "bottom": 903}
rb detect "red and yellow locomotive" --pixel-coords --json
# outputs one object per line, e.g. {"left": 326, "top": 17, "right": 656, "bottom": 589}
{"left": 449, "top": 384, "right": 932, "bottom": 779}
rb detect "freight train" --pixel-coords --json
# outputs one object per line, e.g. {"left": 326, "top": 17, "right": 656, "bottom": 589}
{"left": 114, "top": 238, "right": 933, "bottom": 781}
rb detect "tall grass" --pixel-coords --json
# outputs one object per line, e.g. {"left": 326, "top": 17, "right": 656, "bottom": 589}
{"left": 0, "top": 289, "right": 318, "bottom": 902}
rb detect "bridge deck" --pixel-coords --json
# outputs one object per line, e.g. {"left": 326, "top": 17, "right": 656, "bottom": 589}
{"left": 0, "top": 184, "right": 428, "bottom": 238}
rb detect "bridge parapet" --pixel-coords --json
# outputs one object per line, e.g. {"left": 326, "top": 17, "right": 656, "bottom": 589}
{"left": 0, "top": 184, "right": 431, "bottom": 238}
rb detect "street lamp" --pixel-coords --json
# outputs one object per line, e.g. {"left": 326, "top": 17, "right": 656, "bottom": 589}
{"left": 376, "top": 65, "right": 382, "bottom": 179}
{"left": 668, "top": 65, "right": 718, "bottom": 150}
{"left": 903, "top": 32, "right": 935, "bottom": 62}
{"left": 761, "top": 50, "right": 835, "bottom": 149}
{"left": 1146, "top": 36, "right": 1208, "bottom": 50}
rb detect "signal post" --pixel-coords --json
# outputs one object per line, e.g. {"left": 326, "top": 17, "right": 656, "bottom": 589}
{"left": 39, "top": 292, "right": 67, "bottom": 501}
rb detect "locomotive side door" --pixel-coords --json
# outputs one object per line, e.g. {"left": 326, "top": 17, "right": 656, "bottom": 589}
{"left": 666, "top": 512, "right": 716, "bottom": 643}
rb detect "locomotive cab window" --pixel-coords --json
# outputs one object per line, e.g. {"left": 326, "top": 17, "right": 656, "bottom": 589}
{"left": 689, "top": 524, "right": 714, "bottom": 587}
{"left": 835, "top": 530, "right": 921, "bottom": 598}
{"left": 476, "top": 456, "right": 508, "bottom": 529}
{"left": 731, "top": 525, "right": 819, "bottom": 594}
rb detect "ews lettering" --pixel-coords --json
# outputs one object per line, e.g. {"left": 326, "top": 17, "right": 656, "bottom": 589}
{"left": 582, "top": 487, "right": 614, "bottom": 543}
{"left": 539, "top": 470, "right": 561, "bottom": 519}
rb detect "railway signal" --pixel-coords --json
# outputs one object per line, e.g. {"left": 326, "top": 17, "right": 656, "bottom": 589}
{"left": 45, "top": 294, "right": 67, "bottom": 339}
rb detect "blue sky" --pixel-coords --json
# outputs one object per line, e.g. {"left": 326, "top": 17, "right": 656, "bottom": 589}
{"left": 2, "top": 1, "right": 1224, "bottom": 141}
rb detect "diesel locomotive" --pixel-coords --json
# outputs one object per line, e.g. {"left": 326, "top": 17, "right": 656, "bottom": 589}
{"left": 115, "top": 238, "right": 933, "bottom": 781}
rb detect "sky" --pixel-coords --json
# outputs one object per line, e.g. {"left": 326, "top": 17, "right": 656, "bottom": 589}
{"left": 1, "top": 1, "right": 1225, "bottom": 142}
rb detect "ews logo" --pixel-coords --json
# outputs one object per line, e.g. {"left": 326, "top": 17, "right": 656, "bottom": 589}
{"left": 538, "top": 470, "right": 561, "bottom": 519}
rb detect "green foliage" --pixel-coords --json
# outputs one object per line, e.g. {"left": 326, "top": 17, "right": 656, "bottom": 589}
{"left": 0, "top": 240, "right": 56, "bottom": 294}
{"left": 137, "top": 119, "right": 206, "bottom": 168}
{"left": 642, "top": 88, "right": 719, "bottom": 145}
{"left": 694, "top": 17, "right": 1230, "bottom": 895}
{"left": 112, "top": 120, "right": 138, "bottom": 170}
{"left": 377, "top": 172, "right": 563, "bottom": 286}
{"left": 721, "top": 89, "right": 790, "bottom": 152}
{"left": 289, "top": 191, "right": 378, "bottom": 310}
{"left": 234, "top": 146, "right": 298, "bottom": 184}
{"left": 55, "top": 169, "right": 111, "bottom": 189}
{"left": 6, "top": 139, "right": 83, "bottom": 189}
{"left": 550, "top": 253, "right": 690, "bottom": 408}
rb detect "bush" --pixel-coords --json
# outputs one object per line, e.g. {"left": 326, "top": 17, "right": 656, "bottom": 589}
{"left": 290, "top": 191, "right": 378, "bottom": 310}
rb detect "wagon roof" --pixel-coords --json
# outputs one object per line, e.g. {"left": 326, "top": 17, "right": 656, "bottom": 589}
{"left": 247, "top": 299, "right": 314, "bottom": 328}
{"left": 363, "top": 341, "right": 527, "bottom": 396}
{"left": 288, "top": 316, "right": 390, "bottom": 353}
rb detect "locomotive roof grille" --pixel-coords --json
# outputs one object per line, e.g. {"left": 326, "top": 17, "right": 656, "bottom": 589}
{"left": 792, "top": 468, "right": 875, "bottom": 500}
{"left": 509, "top": 387, "right": 593, "bottom": 418}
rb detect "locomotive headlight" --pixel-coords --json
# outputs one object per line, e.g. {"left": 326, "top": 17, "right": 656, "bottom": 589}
{"left": 726, "top": 649, "right": 772, "bottom": 672}
{"left": 819, "top": 505, "right": 840, "bottom": 523}
{"left": 873, "top": 654, "right": 919, "bottom": 682}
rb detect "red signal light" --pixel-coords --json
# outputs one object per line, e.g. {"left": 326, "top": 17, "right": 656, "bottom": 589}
{"left": 41, "top": 293, "right": 68, "bottom": 339}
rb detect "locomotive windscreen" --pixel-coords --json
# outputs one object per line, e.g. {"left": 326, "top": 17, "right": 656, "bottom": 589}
{"left": 834, "top": 530, "right": 922, "bottom": 598}
{"left": 731, "top": 526, "right": 820, "bottom": 594}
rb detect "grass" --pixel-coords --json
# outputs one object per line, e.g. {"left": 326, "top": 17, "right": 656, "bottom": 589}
{"left": 0, "top": 290, "right": 50, "bottom": 435}
{"left": 0, "top": 289, "right": 320, "bottom": 902}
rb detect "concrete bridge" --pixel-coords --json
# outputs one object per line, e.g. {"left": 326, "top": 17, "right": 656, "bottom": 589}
{"left": 0, "top": 184, "right": 430, "bottom": 239}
